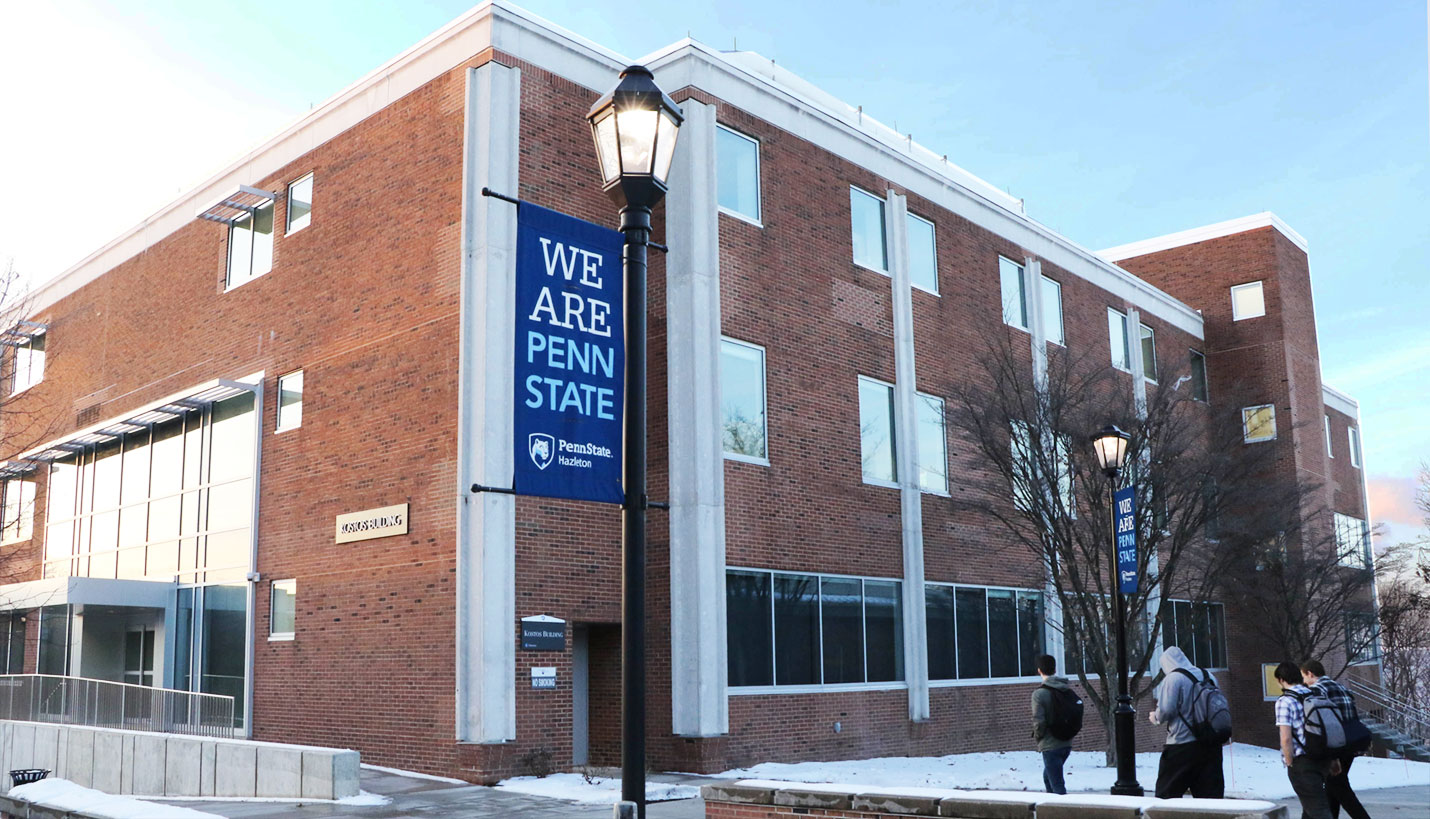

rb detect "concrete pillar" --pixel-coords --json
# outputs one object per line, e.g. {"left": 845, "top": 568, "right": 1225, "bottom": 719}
{"left": 1024, "top": 258, "right": 1047, "bottom": 389}
{"left": 665, "top": 100, "right": 729, "bottom": 737}
{"left": 1127, "top": 308, "right": 1148, "bottom": 418}
{"left": 885, "top": 191, "right": 929, "bottom": 722}
{"left": 456, "top": 61, "right": 521, "bottom": 743}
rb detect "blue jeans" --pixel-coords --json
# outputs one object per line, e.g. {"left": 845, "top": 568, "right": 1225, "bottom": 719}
{"left": 1043, "top": 745, "right": 1072, "bottom": 794}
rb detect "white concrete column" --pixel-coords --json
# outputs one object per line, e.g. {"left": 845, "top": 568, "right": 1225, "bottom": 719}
{"left": 886, "top": 191, "right": 929, "bottom": 722}
{"left": 456, "top": 62, "right": 520, "bottom": 744}
{"left": 1024, "top": 258, "right": 1048, "bottom": 388}
{"left": 665, "top": 100, "right": 729, "bottom": 737}
{"left": 1127, "top": 308, "right": 1148, "bottom": 418}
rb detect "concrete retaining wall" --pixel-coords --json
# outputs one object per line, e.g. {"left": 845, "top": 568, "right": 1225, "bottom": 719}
{"left": 0, "top": 721, "right": 359, "bottom": 800}
{"left": 703, "top": 781, "right": 1288, "bottom": 818}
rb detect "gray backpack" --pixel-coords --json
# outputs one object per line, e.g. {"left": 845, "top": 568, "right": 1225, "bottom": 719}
{"left": 1171, "top": 667, "right": 1233, "bottom": 745}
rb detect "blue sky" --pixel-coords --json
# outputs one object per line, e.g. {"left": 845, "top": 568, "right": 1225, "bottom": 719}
{"left": 1, "top": 0, "right": 1425, "bottom": 541}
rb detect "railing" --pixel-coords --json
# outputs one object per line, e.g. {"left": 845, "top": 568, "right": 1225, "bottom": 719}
{"left": 1344, "top": 676, "right": 1430, "bottom": 755}
{"left": 0, "top": 675, "right": 235, "bottom": 739}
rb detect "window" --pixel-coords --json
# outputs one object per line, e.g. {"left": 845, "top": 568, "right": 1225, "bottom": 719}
{"left": 10, "top": 333, "right": 45, "bottom": 395}
{"left": 916, "top": 393, "right": 947, "bottom": 494}
{"left": 1345, "top": 612, "right": 1379, "bottom": 664}
{"left": 0, "top": 478, "right": 34, "bottom": 543}
{"left": 720, "top": 339, "right": 767, "bottom": 462}
{"left": 1242, "top": 405, "right": 1276, "bottom": 443}
{"left": 1139, "top": 324, "right": 1157, "bottom": 381}
{"left": 907, "top": 213, "right": 938, "bottom": 294}
{"left": 1325, "top": 415, "right": 1333, "bottom": 458}
{"left": 1165, "top": 600, "right": 1228, "bottom": 669}
{"left": 1011, "top": 421, "right": 1073, "bottom": 513}
{"left": 727, "top": 569, "right": 903, "bottom": 688}
{"left": 1189, "top": 350, "right": 1208, "bottom": 402}
{"left": 926, "top": 584, "right": 1043, "bottom": 681}
{"left": 999, "top": 257, "right": 1028, "bottom": 330}
{"left": 1230, "top": 281, "right": 1265, "bottom": 320}
{"left": 1334, "top": 513, "right": 1370, "bottom": 569}
{"left": 276, "top": 370, "right": 303, "bottom": 432}
{"left": 286, "top": 173, "right": 313, "bottom": 234}
{"left": 1348, "top": 427, "right": 1362, "bottom": 468}
{"left": 227, "top": 203, "right": 275, "bottom": 288}
{"left": 715, "top": 126, "right": 760, "bottom": 223}
{"left": 1041, "top": 277, "right": 1064, "bottom": 345}
{"left": 849, "top": 188, "right": 887, "bottom": 271}
{"left": 0, "top": 615, "right": 22, "bottom": 674}
{"left": 270, "top": 579, "right": 296, "bottom": 639}
{"left": 859, "top": 377, "right": 897, "bottom": 485}
{"left": 1108, "top": 309, "right": 1130, "bottom": 370}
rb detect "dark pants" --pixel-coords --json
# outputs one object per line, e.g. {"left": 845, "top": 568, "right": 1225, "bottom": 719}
{"left": 1326, "top": 755, "right": 1371, "bottom": 819}
{"left": 1041, "top": 745, "right": 1071, "bottom": 794}
{"left": 1288, "top": 756, "right": 1333, "bottom": 819}
{"left": 1154, "top": 741, "right": 1225, "bottom": 799}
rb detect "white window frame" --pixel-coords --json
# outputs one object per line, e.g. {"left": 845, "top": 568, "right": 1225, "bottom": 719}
{"left": 1230, "top": 281, "right": 1266, "bottom": 321}
{"left": 1242, "top": 404, "right": 1277, "bottom": 443}
{"left": 720, "top": 337, "right": 769, "bottom": 465}
{"left": 849, "top": 187, "right": 888, "bottom": 274}
{"left": 269, "top": 578, "right": 296, "bottom": 641}
{"left": 1139, "top": 323, "right": 1157, "bottom": 383}
{"left": 906, "top": 212, "right": 939, "bottom": 295}
{"left": 0, "top": 478, "right": 34, "bottom": 545}
{"left": 916, "top": 391, "right": 947, "bottom": 496}
{"left": 1041, "top": 276, "right": 1064, "bottom": 346}
{"left": 285, "top": 173, "right": 313, "bottom": 235}
{"left": 10, "top": 333, "right": 45, "bottom": 396}
{"left": 715, "top": 125, "right": 762, "bottom": 227}
{"left": 858, "top": 375, "right": 898, "bottom": 488}
{"left": 1348, "top": 427, "right": 1362, "bottom": 468}
{"left": 225, "top": 202, "right": 275, "bottom": 291}
{"left": 275, "top": 370, "right": 303, "bottom": 433}
{"left": 1189, "top": 349, "right": 1209, "bottom": 402}
{"left": 1325, "top": 415, "right": 1333, "bottom": 458}
{"left": 1108, "top": 308, "right": 1130, "bottom": 372}
{"left": 999, "top": 256, "right": 1028, "bottom": 331}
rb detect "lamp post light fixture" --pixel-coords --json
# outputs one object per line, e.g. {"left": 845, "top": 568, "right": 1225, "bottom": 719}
{"left": 587, "top": 64, "right": 682, "bottom": 819}
{"left": 1090, "top": 424, "right": 1144, "bottom": 796}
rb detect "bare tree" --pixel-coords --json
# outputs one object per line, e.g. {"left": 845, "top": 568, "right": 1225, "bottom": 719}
{"left": 0, "top": 257, "right": 52, "bottom": 596}
{"left": 945, "top": 330, "right": 1308, "bottom": 765}
{"left": 1375, "top": 466, "right": 1430, "bottom": 709}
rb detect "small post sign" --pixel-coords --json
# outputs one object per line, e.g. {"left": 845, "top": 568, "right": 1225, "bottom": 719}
{"left": 1114, "top": 485, "right": 1138, "bottom": 594}
{"left": 520, "top": 615, "right": 567, "bottom": 651}
{"left": 530, "top": 667, "right": 557, "bottom": 690}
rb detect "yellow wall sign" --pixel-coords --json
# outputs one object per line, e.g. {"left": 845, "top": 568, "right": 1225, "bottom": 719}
{"left": 1262, "top": 663, "right": 1288, "bottom": 700}
{"left": 335, "top": 503, "right": 409, "bottom": 544}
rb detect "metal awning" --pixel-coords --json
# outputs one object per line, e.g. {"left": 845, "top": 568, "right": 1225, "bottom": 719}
{"left": 21, "top": 378, "right": 257, "bottom": 463}
{"left": 0, "top": 320, "right": 46, "bottom": 348}
{"left": 197, "top": 184, "right": 280, "bottom": 224}
{"left": 0, "top": 577, "right": 175, "bottom": 611}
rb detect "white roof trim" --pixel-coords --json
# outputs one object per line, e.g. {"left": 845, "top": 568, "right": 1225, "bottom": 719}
{"left": 1322, "top": 384, "right": 1359, "bottom": 418}
{"left": 1097, "top": 212, "right": 1309, "bottom": 262}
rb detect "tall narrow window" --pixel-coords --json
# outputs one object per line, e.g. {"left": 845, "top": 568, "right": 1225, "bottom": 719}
{"left": 858, "top": 377, "right": 897, "bottom": 485}
{"left": 726, "top": 570, "right": 773, "bottom": 686}
{"left": 907, "top": 213, "right": 938, "bottom": 294}
{"left": 720, "top": 339, "right": 767, "bottom": 462}
{"left": 1348, "top": 427, "right": 1362, "bottom": 468}
{"left": 1139, "top": 324, "right": 1157, "bottom": 381}
{"left": 1230, "top": 281, "right": 1265, "bottom": 320}
{"left": 227, "top": 202, "right": 275, "bottom": 288}
{"left": 0, "top": 478, "right": 34, "bottom": 543}
{"left": 715, "top": 126, "right": 761, "bottom": 223}
{"left": 286, "top": 173, "right": 313, "bottom": 234}
{"left": 773, "top": 574, "right": 820, "bottom": 685}
{"left": 849, "top": 188, "right": 887, "bottom": 271}
{"left": 270, "top": 579, "right": 296, "bottom": 639}
{"left": 1324, "top": 415, "right": 1334, "bottom": 458}
{"left": 1242, "top": 405, "right": 1277, "bottom": 443}
{"left": 1189, "top": 350, "right": 1208, "bottom": 402}
{"left": 1108, "top": 309, "right": 1130, "bottom": 370}
{"left": 999, "top": 257, "right": 1027, "bottom": 330}
{"left": 10, "top": 333, "right": 45, "bottom": 395}
{"left": 276, "top": 370, "right": 303, "bottom": 432}
{"left": 916, "top": 392, "right": 947, "bottom": 495}
{"left": 820, "top": 577, "right": 865, "bottom": 684}
{"left": 1041, "top": 276, "right": 1064, "bottom": 345}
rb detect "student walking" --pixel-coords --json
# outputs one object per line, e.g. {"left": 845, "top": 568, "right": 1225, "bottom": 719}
{"left": 1274, "top": 661, "right": 1333, "bottom": 819}
{"left": 1149, "top": 646, "right": 1226, "bottom": 798}
{"left": 1031, "top": 654, "right": 1081, "bottom": 794}
{"left": 1301, "top": 660, "right": 1373, "bottom": 819}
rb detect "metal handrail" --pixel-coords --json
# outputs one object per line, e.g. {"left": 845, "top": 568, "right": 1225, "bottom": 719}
{"left": 1344, "top": 676, "right": 1430, "bottom": 752}
{"left": 0, "top": 674, "right": 235, "bottom": 739}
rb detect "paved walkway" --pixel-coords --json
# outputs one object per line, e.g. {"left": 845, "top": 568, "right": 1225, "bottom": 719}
{"left": 1274, "top": 784, "right": 1428, "bottom": 817}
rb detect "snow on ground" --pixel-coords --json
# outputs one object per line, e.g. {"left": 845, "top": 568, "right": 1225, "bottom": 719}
{"left": 8, "top": 778, "right": 222, "bottom": 818}
{"left": 360, "top": 762, "right": 469, "bottom": 784}
{"left": 495, "top": 773, "right": 700, "bottom": 804}
{"left": 718, "top": 743, "right": 1430, "bottom": 801}
{"left": 336, "top": 791, "right": 393, "bottom": 806}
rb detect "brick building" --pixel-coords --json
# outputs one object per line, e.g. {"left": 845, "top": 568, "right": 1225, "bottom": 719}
{"left": 0, "top": 1, "right": 1377, "bottom": 782}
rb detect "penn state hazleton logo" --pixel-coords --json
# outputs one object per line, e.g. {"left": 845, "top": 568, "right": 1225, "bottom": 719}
{"left": 529, "top": 433, "right": 555, "bottom": 470}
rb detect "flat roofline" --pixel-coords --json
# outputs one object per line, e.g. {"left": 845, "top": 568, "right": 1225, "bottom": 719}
{"left": 1096, "top": 212, "right": 1309, "bottom": 262}
{"left": 1323, "top": 383, "right": 1359, "bottom": 418}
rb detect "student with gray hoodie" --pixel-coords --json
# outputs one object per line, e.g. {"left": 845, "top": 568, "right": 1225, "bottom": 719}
{"left": 1148, "top": 645, "right": 1225, "bottom": 798}
{"left": 1031, "top": 654, "right": 1077, "bottom": 794}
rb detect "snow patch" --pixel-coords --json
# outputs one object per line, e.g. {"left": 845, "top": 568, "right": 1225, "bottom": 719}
{"left": 336, "top": 790, "right": 392, "bottom": 806}
{"left": 8, "top": 778, "right": 222, "bottom": 818}
{"left": 495, "top": 773, "right": 700, "bottom": 804}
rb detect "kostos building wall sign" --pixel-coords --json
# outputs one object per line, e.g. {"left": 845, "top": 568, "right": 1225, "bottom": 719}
{"left": 335, "top": 503, "right": 409, "bottom": 544}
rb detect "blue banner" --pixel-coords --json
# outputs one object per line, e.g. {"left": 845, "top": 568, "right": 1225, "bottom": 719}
{"left": 512, "top": 202, "right": 625, "bottom": 504}
{"left": 1114, "top": 485, "right": 1138, "bottom": 594}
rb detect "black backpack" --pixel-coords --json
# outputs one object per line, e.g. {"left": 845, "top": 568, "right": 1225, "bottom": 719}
{"left": 1042, "top": 684, "right": 1084, "bottom": 741}
{"left": 1294, "top": 687, "right": 1373, "bottom": 761}
{"left": 1171, "top": 667, "right": 1233, "bottom": 745}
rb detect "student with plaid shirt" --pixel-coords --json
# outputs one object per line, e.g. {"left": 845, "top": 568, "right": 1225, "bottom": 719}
{"left": 1274, "top": 661, "right": 1332, "bottom": 819}
{"left": 1302, "top": 659, "right": 1372, "bottom": 819}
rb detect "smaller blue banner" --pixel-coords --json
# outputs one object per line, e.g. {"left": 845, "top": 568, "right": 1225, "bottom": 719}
{"left": 1114, "top": 485, "right": 1138, "bottom": 594}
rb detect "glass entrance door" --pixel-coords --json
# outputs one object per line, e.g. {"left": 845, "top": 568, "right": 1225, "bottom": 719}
{"left": 123, "top": 628, "right": 155, "bottom": 687}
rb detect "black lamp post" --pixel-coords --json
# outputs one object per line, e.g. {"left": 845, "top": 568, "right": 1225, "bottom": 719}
{"left": 1091, "top": 424, "right": 1144, "bottom": 797}
{"left": 587, "top": 65, "right": 682, "bottom": 819}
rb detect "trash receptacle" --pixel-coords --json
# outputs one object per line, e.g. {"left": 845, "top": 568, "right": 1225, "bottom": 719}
{"left": 9, "top": 769, "right": 49, "bottom": 788}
